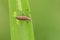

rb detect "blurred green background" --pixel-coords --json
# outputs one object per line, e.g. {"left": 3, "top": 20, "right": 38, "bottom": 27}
{"left": 0, "top": 0, "right": 60, "bottom": 40}
{"left": 0, "top": 0, "right": 10, "bottom": 40}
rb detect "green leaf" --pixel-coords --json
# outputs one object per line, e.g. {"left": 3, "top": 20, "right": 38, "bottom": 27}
{"left": 8, "top": 0, "right": 34, "bottom": 40}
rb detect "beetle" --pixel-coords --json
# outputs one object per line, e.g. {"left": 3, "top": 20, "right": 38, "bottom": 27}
{"left": 16, "top": 16, "right": 31, "bottom": 20}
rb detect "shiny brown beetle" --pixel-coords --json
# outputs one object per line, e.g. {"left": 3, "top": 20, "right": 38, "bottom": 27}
{"left": 16, "top": 16, "right": 31, "bottom": 20}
